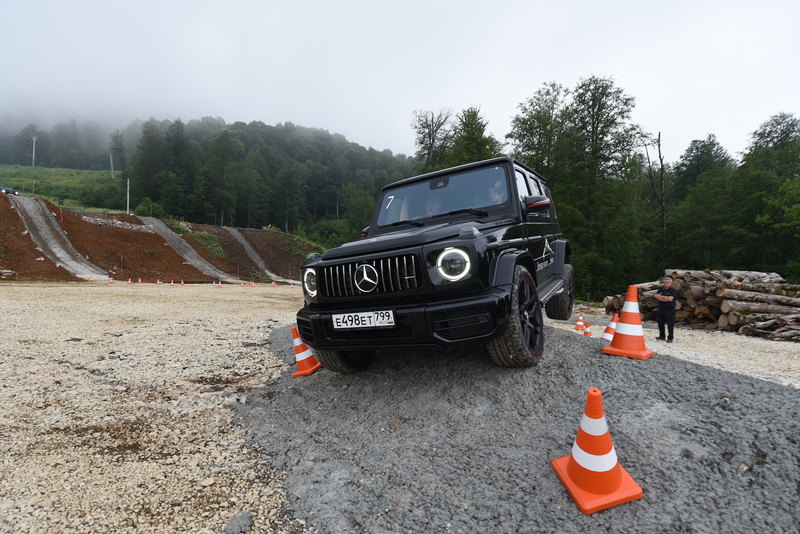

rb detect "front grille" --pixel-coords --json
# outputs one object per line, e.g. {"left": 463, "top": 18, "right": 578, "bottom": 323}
{"left": 320, "top": 254, "right": 422, "bottom": 297}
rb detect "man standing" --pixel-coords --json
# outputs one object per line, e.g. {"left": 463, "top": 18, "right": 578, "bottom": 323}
{"left": 654, "top": 277, "right": 678, "bottom": 342}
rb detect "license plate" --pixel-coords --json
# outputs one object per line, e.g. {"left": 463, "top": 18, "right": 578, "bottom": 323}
{"left": 332, "top": 310, "right": 395, "bottom": 329}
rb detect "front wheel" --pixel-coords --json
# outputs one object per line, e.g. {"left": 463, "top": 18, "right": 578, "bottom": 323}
{"left": 315, "top": 349, "right": 374, "bottom": 374}
{"left": 486, "top": 265, "right": 544, "bottom": 367}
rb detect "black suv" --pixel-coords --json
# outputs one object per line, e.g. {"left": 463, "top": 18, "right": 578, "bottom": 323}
{"left": 0, "top": 185, "right": 19, "bottom": 195}
{"left": 296, "top": 157, "right": 574, "bottom": 372}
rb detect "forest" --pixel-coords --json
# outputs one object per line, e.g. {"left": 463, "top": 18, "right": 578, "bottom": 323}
{"left": 1, "top": 76, "right": 798, "bottom": 298}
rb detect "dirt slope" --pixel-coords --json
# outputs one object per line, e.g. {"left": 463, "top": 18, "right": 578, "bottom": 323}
{"left": 0, "top": 196, "right": 314, "bottom": 283}
{"left": 0, "top": 194, "right": 72, "bottom": 281}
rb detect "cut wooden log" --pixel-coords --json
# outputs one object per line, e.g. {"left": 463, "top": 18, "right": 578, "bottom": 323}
{"left": 715, "top": 280, "right": 800, "bottom": 296}
{"left": 719, "top": 300, "right": 799, "bottom": 315}
{"left": 716, "top": 288, "right": 800, "bottom": 308}
{"left": 720, "top": 270, "right": 785, "bottom": 284}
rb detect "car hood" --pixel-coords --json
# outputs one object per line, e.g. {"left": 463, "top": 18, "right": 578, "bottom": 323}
{"left": 321, "top": 219, "right": 506, "bottom": 260}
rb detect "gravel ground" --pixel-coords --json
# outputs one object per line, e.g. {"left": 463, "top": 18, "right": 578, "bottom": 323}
{"left": 0, "top": 283, "right": 310, "bottom": 533}
{"left": 241, "top": 314, "right": 799, "bottom": 533}
{"left": 2, "top": 286, "right": 798, "bottom": 533}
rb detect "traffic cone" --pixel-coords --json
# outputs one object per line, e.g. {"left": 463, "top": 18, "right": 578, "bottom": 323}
{"left": 127, "top": 278, "right": 132, "bottom": 285}
{"left": 156, "top": 279, "right": 162, "bottom": 285}
{"left": 601, "top": 286, "right": 654, "bottom": 360}
{"left": 291, "top": 327, "right": 323, "bottom": 377}
{"left": 601, "top": 314, "right": 619, "bottom": 342}
{"left": 583, "top": 321, "right": 592, "bottom": 337}
{"left": 181, "top": 280, "right": 185, "bottom": 286}
{"left": 551, "top": 387, "right": 642, "bottom": 514}
{"left": 240, "top": 281, "right": 245, "bottom": 287}
{"left": 250, "top": 281, "right": 256, "bottom": 287}
{"left": 574, "top": 313, "right": 585, "bottom": 331}
{"left": 137, "top": 278, "right": 142, "bottom": 284}
{"left": 108, "top": 278, "right": 114, "bottom": 284}
{"left": 170, "top": 280, "right": 175, "bottom": 287}
{"left": 271, "top": 281, "right": 277, "bottom": 287}
{"left": 88, "top": 276, "right": 94, "bottom": 283}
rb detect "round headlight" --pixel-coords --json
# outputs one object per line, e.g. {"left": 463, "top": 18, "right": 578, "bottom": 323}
{"left": 436, "top": 248, "right": 471, "bottom": 281}
{"left": 303, "top": 268, "right": 317, "bottom": 297}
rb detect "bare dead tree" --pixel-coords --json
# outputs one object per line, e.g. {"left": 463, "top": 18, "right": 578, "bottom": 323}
{"left": 644, "top": 132, "right": 668, "bottom": 250}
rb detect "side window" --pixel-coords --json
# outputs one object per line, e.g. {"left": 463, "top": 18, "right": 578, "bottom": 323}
{"left": 514, "top": 170, "right": 529, "bottom": 203}
{"left": 526, "top": 175, "right": 542, "bottom": 195}
{"left": 540, "top": 183, "right": 558, "bottom": 218}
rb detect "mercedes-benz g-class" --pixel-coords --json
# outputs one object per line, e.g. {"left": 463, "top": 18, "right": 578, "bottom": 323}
{"left": 296, "top": 157, "right": 574, "bottom": 372}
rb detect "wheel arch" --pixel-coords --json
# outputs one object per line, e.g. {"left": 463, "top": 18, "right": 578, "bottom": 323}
{"left": 490, "top": 250, "right": 537, "bottom": 288}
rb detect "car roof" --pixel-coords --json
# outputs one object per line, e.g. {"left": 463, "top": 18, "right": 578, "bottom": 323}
{"left": 380, "top": 157, "right": 547, "bottom": 192}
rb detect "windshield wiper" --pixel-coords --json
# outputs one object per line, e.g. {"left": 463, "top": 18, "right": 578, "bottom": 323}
{"left": 389, "top": 219, "right": 425, "bottom": 227}
{"left": 433, "top": 208, "right": 490, "bottom": 218}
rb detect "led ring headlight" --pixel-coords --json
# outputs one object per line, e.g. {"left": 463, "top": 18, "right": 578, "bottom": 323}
{"left": 436, "top": 247, "right": 471, "bottom": 281}
{"left": 303, "top": 268, "right": 318, "bottom": 297}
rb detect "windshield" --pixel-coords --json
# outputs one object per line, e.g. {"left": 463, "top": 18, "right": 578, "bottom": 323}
{"left": 375, "top": 165, "right": 510, "bottom": 227}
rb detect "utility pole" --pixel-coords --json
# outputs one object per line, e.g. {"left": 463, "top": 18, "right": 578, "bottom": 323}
{"left": 31, "top": 136, "right": 37, "bottom": 167}
{"left": 109, "top": 152, "right": 115, "bottom": 179}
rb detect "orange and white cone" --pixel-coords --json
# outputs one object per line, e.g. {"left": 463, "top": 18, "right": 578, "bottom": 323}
{"left": 240, "top": 281, "right": 245, "bottom": 287}
{"left": 180, "top": 280, "right": 185, "bottom": 286}
{"left": 156, "top": 279, "right": 161, "bottom": 285}
{"left": 583, "top": 321, "right": 592, "bottom": 337}
{"left": 137, "top": 278, "right": 142, "bottom": 284}
{"left": 127, "top": 278, "right": 132, "bottom": 285}
{"left": 250, "top": 281, "right": 255, "bottom": 287}
{"left": 601, "top": 286, "right": 654, "bottom": 360}
{"left": 89, "top": 276, "right": 94, "bottom": 283}
{"left": 271, "top": 281, "right": 277, "bottom": 287}
{"left": 574, "top": 313, "right": 585, "bottom": 331}
{"left": 551, "top": 387, "right": 642, "bottom": 514}
{"left": 601, "top": 314, "right": 619, "bottom": 342}
{"left": 291, "top": 327, "right": 322, "bottom": 377}
{"left": 170, "top": 280, "right": 174, "bottom": 287}
{"left": 108, "top": 278, "right": 114, "bottom": 284}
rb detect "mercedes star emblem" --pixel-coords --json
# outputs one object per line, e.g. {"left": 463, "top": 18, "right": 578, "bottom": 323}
{"left": 354, "top": 264, "right": 379, "bottom": 293}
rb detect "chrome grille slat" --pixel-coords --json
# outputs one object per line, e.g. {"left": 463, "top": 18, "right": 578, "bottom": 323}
{"left": 320, "top": 254, "right": 421, "bottom": 297}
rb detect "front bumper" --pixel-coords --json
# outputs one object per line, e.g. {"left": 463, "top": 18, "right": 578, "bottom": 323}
{"left": 296, "top": 288, "right": 512, "bottom": 351}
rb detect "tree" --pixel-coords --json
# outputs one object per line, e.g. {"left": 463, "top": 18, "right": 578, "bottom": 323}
{"left": 506, "top": 82, "right": 569, "bottom": 175}
{"left": 412, "top": 109, "right": 451, "bottom": 172}
{"left": 340, "top": 182, "right": 374, "bottom": 234}
{"left": 672, "top": 134, "right": 734, "bottom": 202}
{"left": 742, "top": 112, "right": 800, "bottom": 179}
{"left": 132, "top": 120, "right": 166, "bottom": 202}
{"left": 444, "top": 107, "right": 504, "bottom": 166}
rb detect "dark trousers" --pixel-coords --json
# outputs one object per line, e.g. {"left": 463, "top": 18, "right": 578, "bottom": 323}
{"left": 657, "top": 308, "right": 675, "bottom": 340}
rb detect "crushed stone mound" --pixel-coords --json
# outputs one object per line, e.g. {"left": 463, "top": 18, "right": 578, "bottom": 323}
{"left": 232, "top": 325, "right": 800, "bottom": 534}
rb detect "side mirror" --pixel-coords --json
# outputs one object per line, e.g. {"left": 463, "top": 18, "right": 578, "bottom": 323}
{"left": 524, "top": 195, "right": 551, "bottom": 212}
{"left": 360, "top": 226, "right": 370, "bottom": 238}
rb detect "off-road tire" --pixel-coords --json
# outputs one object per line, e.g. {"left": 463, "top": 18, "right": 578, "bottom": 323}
{"left": 315, "top": 349, "right": 374, "bottom": 374}
{"left": 545, "top": 263, "right": 575, "bottom": 320}
{"left": 486, "top": 265, "right": 544, "bottom": 367}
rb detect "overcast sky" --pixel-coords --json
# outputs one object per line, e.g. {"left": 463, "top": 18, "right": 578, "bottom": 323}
{"left": 2, "top": 0, "right": 798, "bottom": 163}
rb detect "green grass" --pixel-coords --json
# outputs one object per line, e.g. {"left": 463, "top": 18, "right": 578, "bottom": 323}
{"left": 0, "top": 165, "right": 113, "bottom": 196}
{"left": 193, "top": 232, "right": 227, "bottom": 258}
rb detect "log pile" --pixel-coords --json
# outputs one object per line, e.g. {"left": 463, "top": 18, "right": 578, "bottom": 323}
{"left": 603, "top": 269, "right": 800, "bottom": 342}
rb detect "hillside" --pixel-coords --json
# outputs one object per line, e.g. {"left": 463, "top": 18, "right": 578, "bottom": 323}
{"left": 0, "top": 193, "right": 319, "bottom": 283}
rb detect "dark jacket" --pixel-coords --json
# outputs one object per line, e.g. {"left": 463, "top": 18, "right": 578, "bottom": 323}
{"left": 657, "top": 286, "right": 678, "bottom": 312}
